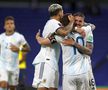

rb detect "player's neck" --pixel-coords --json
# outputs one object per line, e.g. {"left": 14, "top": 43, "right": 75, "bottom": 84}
{"left": 50, "top": 16, "right": 60, "bottom": 22}
{"left": 5, "top": 30, "right": 15, "bottom": 36}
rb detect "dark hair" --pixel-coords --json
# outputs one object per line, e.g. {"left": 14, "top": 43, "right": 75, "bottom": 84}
{"left": 73, "top": 12, "right": 85, "bottom": 19}
{"left": 49, "top": 9, "right": 62, "bottom": 17}
{"left": 4, "top": 16, "right": 16, "bottom": 31}
{"left": 60, "top": 13, "right": 72, "bottom": 26}
{"left": 4, "top": 16, "right": 15, "bottom": 23}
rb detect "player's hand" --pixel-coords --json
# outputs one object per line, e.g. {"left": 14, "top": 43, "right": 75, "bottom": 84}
{"left": 76, "top": 28, "right": 86, "bottom": 37}
{"left": 36, "top": 30, "right": 41, "bottom": 40}
{"left": 68, "top": 15, "right": 74, "bottom": 23}
{"left": 62, "top": 38, "right": 75, "bottom": 46}
{"left": 10, "top": 44, "right": 19, "bottom": 52}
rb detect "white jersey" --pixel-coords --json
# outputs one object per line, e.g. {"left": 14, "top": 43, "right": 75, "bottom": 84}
{"left": 0, "top": 32, "right": 28, "bottom": 71}
{"left": 82, "top": 26, "right": 93, "bottom": 44}
{"left": 82, "top": 26, "right": 96, "bottom": 90}
{"left": 82, "top": 25, "right": 94, "bottom": 65}
{"left": 33, "top": 19, "right": 62, "bottom": 71}
{"left": 61, "top": 32, "right": 90, "bottom": 75}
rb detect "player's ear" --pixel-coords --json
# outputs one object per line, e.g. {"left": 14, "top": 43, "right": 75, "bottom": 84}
{"left": 58, "top": 13, "right": 61, "bottom": 18}
{"left": 58, "top": 11, "right": 62, "bottom": 18}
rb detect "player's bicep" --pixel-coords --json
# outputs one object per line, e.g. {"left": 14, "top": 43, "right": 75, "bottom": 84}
{"left": 56, "top": 27, "right": 68, "bottom": 36}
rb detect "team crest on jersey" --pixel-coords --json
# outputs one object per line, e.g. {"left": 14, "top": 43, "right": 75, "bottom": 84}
{"left": 15, "top": 74, "right": 18, "bottom": 81}
{"left": 11, "top": 38, "right": 16, "bottom": 42}
{"left": 42, "top": 79, "right": 46, "bottom": 83}
{"left": 15, "top": 77, "right": 18, "bottom": 81}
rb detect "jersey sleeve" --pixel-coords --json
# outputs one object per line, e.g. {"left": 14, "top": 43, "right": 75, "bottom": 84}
{"left": 55, "top": 23, "right": 63, "bottom": 32}
{"left": 86, "top": 30, "right": 93, "bottom": 43}
{"left": 82, "top": 26, "right": 93, "bottom": 43}
{"left": 42, "top": 20, "right": 63, "bottom": 44}
{"left": 42, "top": 20, "right": 62, "bottom": 38}
{"left": 20, "top": 34, "right": 28, "bottom": 45}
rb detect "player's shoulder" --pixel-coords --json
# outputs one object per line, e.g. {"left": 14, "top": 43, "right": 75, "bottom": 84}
{"left": 49, "top": 19, "right": 58, "bottom": 23}
{"left": 0, "top": 33, "right": 6, "bottom": 42}
{"left": 47, "top": 19, "right": 61, "bottom": 25}
{"left": 82, "top": 25, "right": 91, "bottom": 30}
{"left": 82, "top": 25, "right": 92, "bottom": 34}
{"left": 0, "top": 32, "right": 5, "bottom": 35}
{"left": 0, "top": 33, "right": 5, "bottom": 37}
{"left": 13, "top": 32, "right": 24, "bottom": 39}
{"left": 14, "top": 32, "right": 24, "bottom": 38}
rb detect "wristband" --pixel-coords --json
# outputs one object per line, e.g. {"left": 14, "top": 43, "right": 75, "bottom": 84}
{"left": 19, "top": 45, "right": 23, "bottom": 51}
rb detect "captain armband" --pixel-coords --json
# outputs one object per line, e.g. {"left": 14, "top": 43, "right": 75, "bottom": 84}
{"left": 48, "top": 33, "right": 57, "bottom": 44}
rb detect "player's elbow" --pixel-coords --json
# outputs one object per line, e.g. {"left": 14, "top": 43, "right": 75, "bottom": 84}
{"left": 27, "top": 47, "right": 31, "bottom": 52}
{"left": 61, "top": 31, "right": 69, "bottom": 36}
{"left": 23, "top": 44, "right": 31, "bottom": 52}
{"left": 57, "top": 28, "right": 69, "bottom": 36}
{"left": 91, "top": 24, "right": 96, "bottom": 31}
{"left": 37, "top": 40, "right": 44, "bottom": 45}
{"left": 87, "top": 50, "right": 92, "bottom": 56}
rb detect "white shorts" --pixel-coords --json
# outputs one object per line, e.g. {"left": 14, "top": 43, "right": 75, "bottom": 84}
{"left": 87, "top": 67, "right": 96, "bottom": 90}
{"left": 0, "top": 68, "right": 19, "bottom": 86}
{"left": 63, "top": 73, "right": 90, "bottom": 90}
{"left": 32, "top": 62, "right": 59, "bottom": 88}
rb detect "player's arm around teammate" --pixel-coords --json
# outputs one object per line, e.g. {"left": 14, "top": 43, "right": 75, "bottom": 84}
{"left": 36, "top": 16, "right": 74, "bottom": 45}
{"left": 62, "top": 12, "right": 94, "bottom": 56}
{"left": 62, "top": 38, "right": 93, "bottom": 56}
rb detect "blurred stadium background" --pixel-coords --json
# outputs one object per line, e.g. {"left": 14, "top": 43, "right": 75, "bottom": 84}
{"left": 0, "top": 0, "right": 108, "bottom": 90}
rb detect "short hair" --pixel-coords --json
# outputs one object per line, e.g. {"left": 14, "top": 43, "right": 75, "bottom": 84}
{"left": 48, "top": 4, "right": 63, "bottom": 16}
{"left": 60, "top": 13, "right": 72, "bottom": 26}
{"left": 4, "top": 16, "right": 15, "bottom": 23}
{"left": 73, "top": 12, "right": 85, "bottom": 19}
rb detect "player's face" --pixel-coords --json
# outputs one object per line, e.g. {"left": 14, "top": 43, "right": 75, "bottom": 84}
{"left": 4, "top": 20, "right": 15, "bottom": 32}
{"left": 74, "top": 16, "right": 84, "bottom": 28}
{"left": 58, "top": 10, "right": 64, "bottom": 20}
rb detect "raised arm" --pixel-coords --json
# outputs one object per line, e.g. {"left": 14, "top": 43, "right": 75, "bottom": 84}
{"left": 36, "top": 31, "right": 51, "bottom": 45}
{"left": 56, "top": 15, "right": 75, "bottom": 36}
{"left": 74, "top": 23, "right": 96, "bottom": 37}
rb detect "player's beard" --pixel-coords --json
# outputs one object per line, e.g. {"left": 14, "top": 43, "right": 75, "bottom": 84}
{"left": 5, "top": 29, "right": 15, "bottom": 35}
